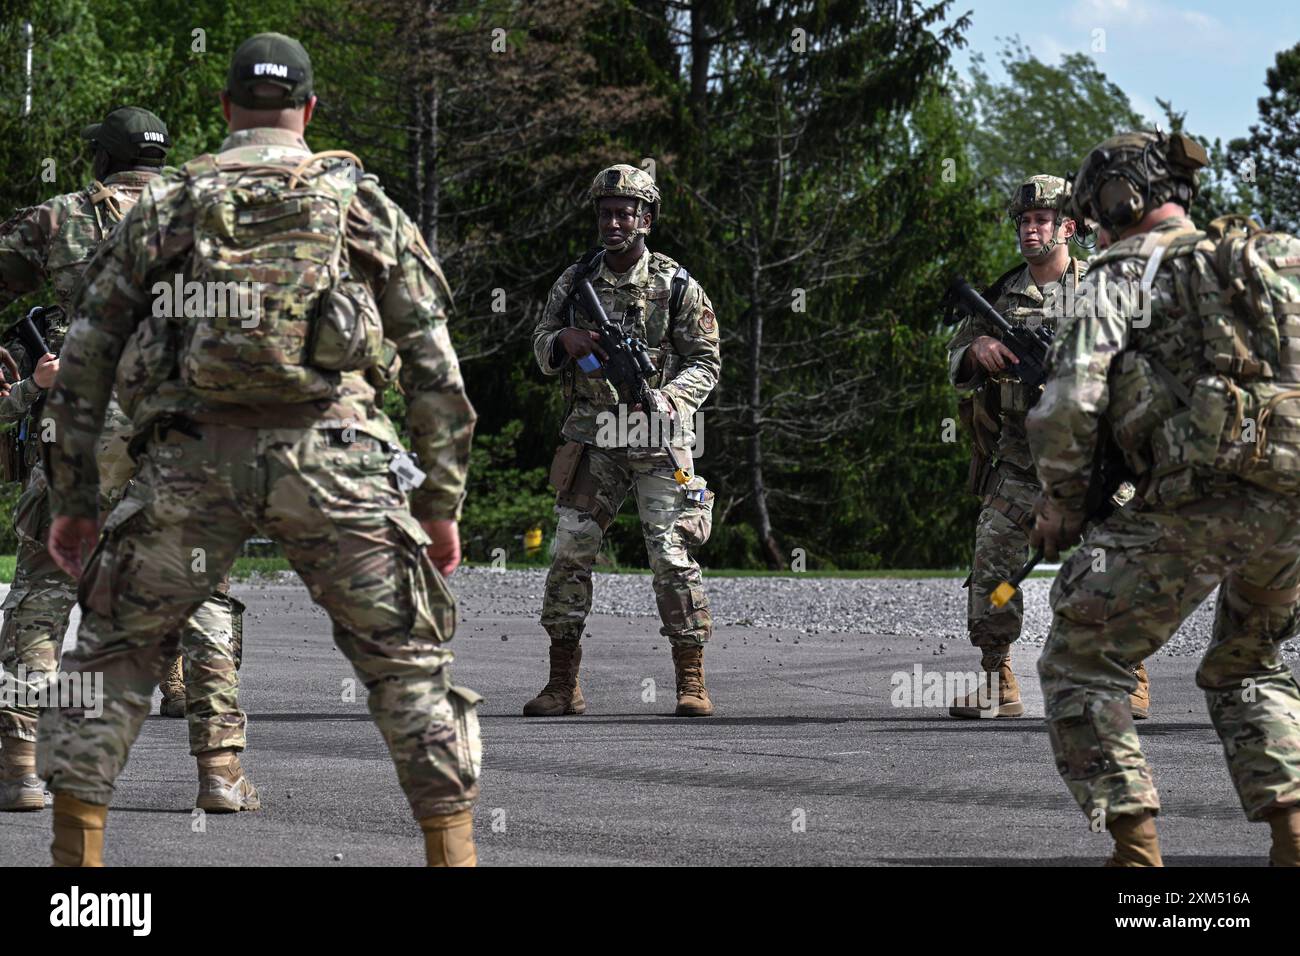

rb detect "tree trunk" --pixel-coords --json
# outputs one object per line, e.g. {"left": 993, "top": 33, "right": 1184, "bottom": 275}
{"left": 745, "top": 288, "right": 782, "bottom": 569}
{"left": 689, "top": 1, "right": 709, "bottom": 126}
{"left": 421, "top": 84, "right": 439, "bottom": 255}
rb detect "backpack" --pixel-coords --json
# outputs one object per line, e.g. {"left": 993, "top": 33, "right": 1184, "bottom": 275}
{"left": 176, "top": 149, "right": 382, "bottom": 404}
{"left": 1198, "top": 216, "right": 1300, "bottom": 493}
{"left": 1114, "top": 216, "right": 1300, "bottom": 495}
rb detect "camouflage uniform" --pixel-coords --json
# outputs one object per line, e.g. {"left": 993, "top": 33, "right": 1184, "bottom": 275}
{"left": 1029, "top": 131, "right": 1300, "bottom": 862}
{"left": 947, "top": 251, "right": 1086, "bottom": 667}
{"left": 0, "top": 166, "right": 245, "bottom": 767}
{"left": 38, "top": 123, "right": 481, "bottom": 831}
{"left": 529, "top": 164, "right": 719, "bottom": 716}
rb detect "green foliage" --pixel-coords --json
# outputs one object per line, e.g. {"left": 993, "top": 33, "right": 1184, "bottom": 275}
{"left": 459, "top": 420, "right": 553, "bottom": 564}
{"left": 1230, "top": 42, "right": 1300, "bottom": 232}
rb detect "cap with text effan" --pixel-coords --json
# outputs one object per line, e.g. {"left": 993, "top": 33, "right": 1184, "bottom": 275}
{"left": 226, "top": 32, "right": 314, "bottom": 109}
{"left": 80, "top": 107, "right": 170, "bottom": 165}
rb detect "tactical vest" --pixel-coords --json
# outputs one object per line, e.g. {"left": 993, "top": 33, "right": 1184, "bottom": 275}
{"left": 0, "top": 179, "right": 140, "bottom": 483}
{"left": 562, "top": 250, "right": 691, "bottom": 407}
{"left": 165, "top": 150, "right": 383, "bottom": 408}
{"left": 989, "top": 258, "right": 1085, "bottom": 414}
{"left": 1106, "top": 216, "right": 1300, "bottom": 495}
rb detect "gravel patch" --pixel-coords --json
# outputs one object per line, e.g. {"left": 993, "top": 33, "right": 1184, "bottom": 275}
{"left": 242, "top": 567, "right": 1299, "bottom": 661}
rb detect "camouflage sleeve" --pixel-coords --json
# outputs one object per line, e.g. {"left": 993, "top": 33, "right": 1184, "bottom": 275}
{"left": 46, "top": 184, "right": 179, "bottom": 519}
{"left": 375, "top": 203, "right": 476, "bottom": 523}
{"left": 946, "top": 314, "right": 986, "bottom": 391}
{"left": 661, "top": 278, "right": 720, "bottom": 420}
{"left": 0, "top": 378, "right": 42, "bottom": 423}
{"left": 533, "top": 266, "right": 580, "bottom": 376}
{"left": 0, "top": 200, "right": 57, "bottom": 308}
{"left": 1025, "top": 264, "right": 1130, "bottom": 513}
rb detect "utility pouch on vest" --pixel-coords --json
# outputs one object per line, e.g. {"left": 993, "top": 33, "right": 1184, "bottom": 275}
{"left": 308, "top": 277, "right": 384, "bottom": 371}
{"left": 1150, "top": 375, "right": 1233, "bottom": 473}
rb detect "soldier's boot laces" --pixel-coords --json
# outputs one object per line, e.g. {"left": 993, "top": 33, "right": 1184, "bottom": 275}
{"left": 523, "top": 640, "right": 585, "bottom": 717}
{"left": 419, "top": 809, "right": 477, "bottom": 867}
{"left": 159, "top": 652, "right": 186, "bottom": 718}
{"left": 0, "top": 736, "right": 47, "bottom": 811}
{"left": 672, "top": 644, "right": 714, "bottom": 717}
{"left": 51, "top": 794, "right": 107, "bottom": 867}
{"left": 195, "top": 748, "right": 260, "bottom": 813}
{"left": 1130, "top": 661, "right": 1151, "bottom": 720}
{"left": 948, "top": 654, "right": 1023, "bottom": 719}
{"left": 1105, "top": 811, "right": 1163, "bottom": 867}
{"left": 1267, "top": 806, "right": 1300, "bottom": 867}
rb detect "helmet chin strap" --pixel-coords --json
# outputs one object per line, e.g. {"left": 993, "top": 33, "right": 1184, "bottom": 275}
{"left": 598, "top": 199, "right": 649, "bottom": 253}
{"left": 1020, "top": 216, "right": 1064, "bottom": 262}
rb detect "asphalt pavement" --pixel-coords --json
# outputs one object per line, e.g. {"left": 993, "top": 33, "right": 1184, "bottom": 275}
{"left": 0, "top": 572, "right": 1289, "bottom": 866}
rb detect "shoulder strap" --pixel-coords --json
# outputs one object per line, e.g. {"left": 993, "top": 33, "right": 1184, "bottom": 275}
{"left": 669, "top": 265, "right": 690, "bottom": 326}
{"left": 981, "top": 264, "right": 1023, "bottom": 307}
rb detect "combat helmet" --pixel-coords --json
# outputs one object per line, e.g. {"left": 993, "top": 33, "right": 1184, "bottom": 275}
{"left": 1071, "top": 130, "right": 1208, "bottom": 240}
{"left": 588, "top": 164, "right": 660, "bottom": 252}
{"left": 1007, "top": 174, "right": 1080, "bottom": 260}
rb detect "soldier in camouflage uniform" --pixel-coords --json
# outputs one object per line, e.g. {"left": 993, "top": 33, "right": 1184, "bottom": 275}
{"left": 0, "top": 108, "right": 256, "bottom": 816}
{"left": 529, "top": 164, "right": 720, "bottom": 717}
{"left": 1029, "top": 130, "right": 1300, "bottom": 866}
{"left": 38, "top": 33, "right": 481, "bottom": 867}
{"left": 945, "top": 175, "right": 1159, "bottom": 719}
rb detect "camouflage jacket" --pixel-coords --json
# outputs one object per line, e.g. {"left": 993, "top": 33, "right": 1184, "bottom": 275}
{"left": 1027, "top": 215, "right": 1206, "bottom": 513}
{"left": 947, "top": 257, "right": 1087, "bottom": 473}
{"left": 532, "top": 248, "right": 720, "bottom": 449}
{"left": 46, "top": 127, "right": 475, "bottom": 521}
{"left": 0, "top": 171, "right": 158, "bottom": 430}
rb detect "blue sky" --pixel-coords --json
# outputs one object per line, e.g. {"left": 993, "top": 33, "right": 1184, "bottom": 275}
{"left": 943, "top": 0, "right": 1300, "bottom": 146}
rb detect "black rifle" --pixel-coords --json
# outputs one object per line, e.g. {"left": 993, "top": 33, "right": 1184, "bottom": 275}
{"left": 991, "top": 423, "right": 1136, "bottom": 609}
{"left": 15, "top": 305, "right": 56, "bottom": 365}
{"left": 948, "top": 276, "right": 1053, "bottom": 391}
{"left": 573, "top": 277, "right": 692, "bottom": 486}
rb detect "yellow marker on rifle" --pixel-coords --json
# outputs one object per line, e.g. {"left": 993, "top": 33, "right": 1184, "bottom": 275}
{"left": 990, "top": 546, "right": 1044, "bottom": 608}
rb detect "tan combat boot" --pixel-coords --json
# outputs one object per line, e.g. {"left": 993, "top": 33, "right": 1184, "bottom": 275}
{"left": 195, "top": 748, "right": 260, "bottom": 813}
{"left": 1106, "top": 811, "right": 1163, "bottom": 867}
{"left": 948, "top": 654, "right": 1023, "bottom": 718}
{"left": 522, "top": 640, "right": 586, "bottom": 717}
{"left": 0, "top": 736, "right": 46, "bottom": 811}
{"left": 159, "top": 652, "right": 186, "bottom": 718}
{"left": 672, "top": 644, "right": 714, "bottom": 716}
{"left": 1130, "top": 662, "right": 1150, "bottom": 720}
{"left": 420, "top": 809, "right": 477, "bottom": 867}
{"left": 51, "top": 794, "right": 107, "bottom": 867}
{"left": 1267, "top": 806, "right": 1300, "bottom": 866}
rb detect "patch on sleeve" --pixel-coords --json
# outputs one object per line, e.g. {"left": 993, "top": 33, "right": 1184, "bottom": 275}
{"left": 699, "top": 308, "right": 716, "bottom": 333}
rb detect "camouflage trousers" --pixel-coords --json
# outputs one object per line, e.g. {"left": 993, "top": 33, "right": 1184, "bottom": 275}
{"left": 1039, "top": 474, "right": 1300, "bottom": 825}
{"left": 541, "top": 444, "right": 714, "bottom": 647}
{"left": 966, "top": 461, "right": 1038, "bottom": 666}
{"left": 37, "top": 423, "right": 480, "bottom": 818}
{"left": 0, "top": 463, "right": 245, "bottom": 754}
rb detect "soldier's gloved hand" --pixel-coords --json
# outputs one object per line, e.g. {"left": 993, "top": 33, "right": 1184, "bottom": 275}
{"left": 1029, "top": 494, "right": 1084, "bottom": 562}
{"left": 633, "top": 389, "right": 676, "bottom": 421}
{"left": 33, "top": 352, "right": 59, "bottom": 389}
{"left": 48, "top": 515, "right": 100, "bottom": 579}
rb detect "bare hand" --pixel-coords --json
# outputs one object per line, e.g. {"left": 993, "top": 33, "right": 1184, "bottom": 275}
{"left": 0, "top": 345, "right": 19, "bottom": 386}
{"left": 970, "top": 336, "right": 1019, "bottom": 374}
{"left": 48, "top": 515, "right": 100, "bottom": 579}
{"left": 557, "top": 328, "right": 608, "bottom": 371}
{"left": 33, "top": 352, "right": 59, "bottom": 389}
{"left": 421, "top": 518, "right": 461, "bottom": 577}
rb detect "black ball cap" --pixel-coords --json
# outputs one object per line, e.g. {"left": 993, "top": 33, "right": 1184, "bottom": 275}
{"left": 226, "top": 32, "right": 313, "bottom": 109}
{"left": 81, "top": 106, "right": 170, "bottom": 164}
